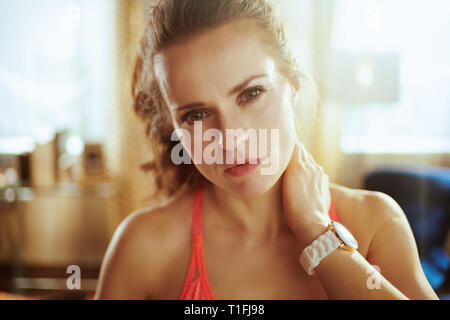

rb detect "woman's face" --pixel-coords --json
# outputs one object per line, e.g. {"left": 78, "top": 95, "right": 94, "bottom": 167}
{"left": 155, "top": 21, "right": 298, "bottom": 196}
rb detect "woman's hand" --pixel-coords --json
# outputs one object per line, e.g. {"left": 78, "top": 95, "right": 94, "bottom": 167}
{"left": 282, "top": 140, "right": 332, "bottom": 249}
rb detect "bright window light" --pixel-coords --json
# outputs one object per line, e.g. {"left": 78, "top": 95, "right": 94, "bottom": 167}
{"left": 0, "top": 0, "right": 115, "bottom": 146}
{"left": 332, "top": 0, "right": 450, "bottom": 153}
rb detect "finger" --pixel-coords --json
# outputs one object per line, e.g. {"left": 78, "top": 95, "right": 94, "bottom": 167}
{"left": 289, "top": 142, "right": 306, "bottom": 170}
{"left": 295, "top": 142, "right": 310, "bottom": 168}
{"left": 297, "top": 141, "right": 315, "bottom": 165}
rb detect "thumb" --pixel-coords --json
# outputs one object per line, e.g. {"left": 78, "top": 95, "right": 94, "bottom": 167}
{"left": 286, "top": 140, "right": 306, "bottom": 172}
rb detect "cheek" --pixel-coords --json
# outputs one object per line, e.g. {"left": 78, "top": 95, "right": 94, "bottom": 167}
{"left": 177, "top": 131, "right": 221, "bottom": 183}
{"left": 263, "top": 88, "right": 297, "bottom": 170}
{"left": 176, "top": 127, "right": 221, "bottom": 178}
{"left": 261, "top": 88, "right": 297, "bottom": 142}
{"left": 279, "top": 91, "right": 297, "bottom": 159}
{"left": 177, "top": 130, "right": 203, "bottom": 163}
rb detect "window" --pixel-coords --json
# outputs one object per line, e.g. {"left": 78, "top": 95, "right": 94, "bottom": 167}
{"left": 0, "top": 0, "right": 115, "bottom": 154}
{"left": 331, "top": 0, "right": 450, "bottom": 153}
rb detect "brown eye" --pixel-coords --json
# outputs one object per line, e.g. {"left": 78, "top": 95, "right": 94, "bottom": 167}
{"left": 237, "top": 87, "right": 265, "bottom": 105}
{"left": 181, "top": 110, "right": 210, "bottom": 125}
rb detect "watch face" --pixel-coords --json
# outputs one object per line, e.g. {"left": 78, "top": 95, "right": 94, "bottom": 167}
{"left": 333, "top": 221, "right": 358, "bottom": 250}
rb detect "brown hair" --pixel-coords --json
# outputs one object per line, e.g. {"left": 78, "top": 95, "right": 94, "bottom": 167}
{"left": 132, "top": 0, "right": 316, "bottom": 198}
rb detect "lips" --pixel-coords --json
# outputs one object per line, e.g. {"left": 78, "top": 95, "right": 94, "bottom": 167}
{"left": 224, "top": 158, "right": 261, "bottom": 171}
{"left": 224, "top": 158, "right": 263, "bottom": 177}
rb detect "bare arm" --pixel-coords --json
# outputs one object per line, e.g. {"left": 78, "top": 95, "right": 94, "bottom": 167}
{"left": 311, "top": 192, "right": 439, "bottom": 299}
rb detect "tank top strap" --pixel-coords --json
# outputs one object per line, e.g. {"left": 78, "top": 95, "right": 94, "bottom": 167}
{"left": 192, "top": 186, "right": 204, "bottom": 239}
{"left": 329, "top": 197, "right": 340, "bottom": 222}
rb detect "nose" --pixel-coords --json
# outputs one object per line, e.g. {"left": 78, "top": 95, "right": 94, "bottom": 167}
{"left": 217, "top": 128, "right": 249, "bottom": 152}
{"left": 213, "top": 106, "right": 255, "bottom": 163}
{"left": 217, "top": 129, "right": 249, "bottom": 165}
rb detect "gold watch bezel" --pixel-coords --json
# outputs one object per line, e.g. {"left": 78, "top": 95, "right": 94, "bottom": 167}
{"left": 327, "top": 221, "right": 357, "bottom": 253}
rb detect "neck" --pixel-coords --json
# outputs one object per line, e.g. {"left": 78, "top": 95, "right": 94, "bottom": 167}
{"left": 204, "top": 178, "right": 291, "bottom": 242}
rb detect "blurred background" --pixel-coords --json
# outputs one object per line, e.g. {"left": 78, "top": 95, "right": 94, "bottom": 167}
{"left": 0, "top": 0, "right": 449, "bottom": 299}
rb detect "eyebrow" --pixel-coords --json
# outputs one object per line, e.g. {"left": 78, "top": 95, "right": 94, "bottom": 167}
{"left": 172, "top": 73, "right": 267, "bottom": 112}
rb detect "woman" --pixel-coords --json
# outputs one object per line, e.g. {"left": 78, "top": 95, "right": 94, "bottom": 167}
{"left": 95, "top": 0, "right": 438, "bottom": 300}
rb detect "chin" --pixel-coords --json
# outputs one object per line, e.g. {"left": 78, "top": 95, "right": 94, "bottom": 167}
{"left": 219, "top": 171, "right": 282, "bottom": 197}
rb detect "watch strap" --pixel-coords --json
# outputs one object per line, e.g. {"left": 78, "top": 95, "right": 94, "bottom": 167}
{"left": 299, "top": 229, "right": 341, "bottom": 276}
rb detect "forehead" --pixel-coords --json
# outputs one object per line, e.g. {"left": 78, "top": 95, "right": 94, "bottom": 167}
{"left": 154, "top": 22, "right": 277, "bottom": 105}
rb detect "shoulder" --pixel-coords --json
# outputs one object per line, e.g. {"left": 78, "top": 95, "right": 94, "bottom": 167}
{"left": 95, "top": 188, "right": 196, "bottom": 299}
{"left": 329, "top": 183, "right": 439, "bottom": 299}
{"left": 328, "top": 183, "right": 408, "bottom": 258}
{"left": 330, "top": 182, "right": 406, "bottom": 222}
{"left": 126, "top": 188, "right": 196, "bottom": 245}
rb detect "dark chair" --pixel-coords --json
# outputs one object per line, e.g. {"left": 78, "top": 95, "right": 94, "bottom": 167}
{"left": 363, "top": 164, "right": 450, "bottom": 298}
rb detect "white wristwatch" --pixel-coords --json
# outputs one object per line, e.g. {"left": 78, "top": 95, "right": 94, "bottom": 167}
{"left": 299, "top": 221, "right": 358, "bottom": 276}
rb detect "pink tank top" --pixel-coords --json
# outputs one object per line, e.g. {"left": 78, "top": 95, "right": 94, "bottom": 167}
{"left": 179, "top": 186, "right": 340, "bottom": 300}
